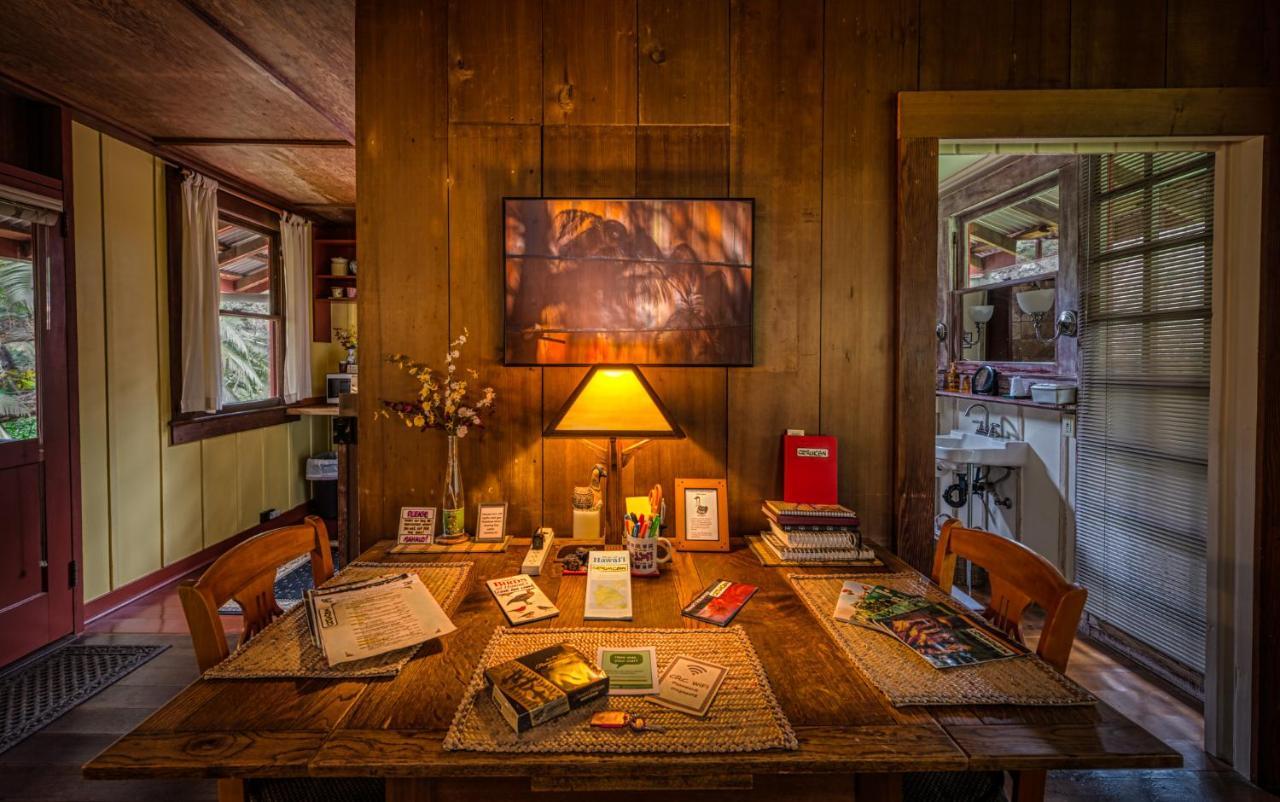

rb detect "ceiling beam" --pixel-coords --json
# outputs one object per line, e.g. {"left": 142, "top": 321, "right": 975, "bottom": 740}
{"left": 235, "top": 266, "right": 271, "bottom": 292}
{"left": 1012, "top": 196, "right": 1059, "bottom": 221}
{"left": 175, "top": 0, "right": 355, "bottom": 145}
{"left": 968, "top": 222, "right": 1019, "bottom": 255}
{"left": 158, "top": 138, "right": 353, "bottom": 148}
{"left": 219, "top": 237, "right": 268, "bottom": 268}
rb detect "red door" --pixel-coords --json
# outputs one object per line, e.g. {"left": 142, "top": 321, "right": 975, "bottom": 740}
{"left": 0, "top": 185, "right": 77, "bottom": 667}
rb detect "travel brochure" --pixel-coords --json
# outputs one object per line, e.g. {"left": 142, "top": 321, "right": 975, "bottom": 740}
{"left": 832, "top": 580, "right": 1028, "bottom": 669}
{"left": 486, "top": 574, "right": 560, "bottom": 625}
{"left": 681, "top": 579, "right": 759, "bottom": 627}
{"left": 584, "top": 550, "right": 633, "bottom": 620}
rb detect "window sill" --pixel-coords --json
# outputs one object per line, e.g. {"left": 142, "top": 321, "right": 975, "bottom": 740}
{"left": 170, "top": 404, "right": 294, "bottom": 445}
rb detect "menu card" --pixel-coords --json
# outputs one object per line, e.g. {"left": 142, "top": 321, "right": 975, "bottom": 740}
{"left": 305, "top": 573, "right": 456, "bottom": 666}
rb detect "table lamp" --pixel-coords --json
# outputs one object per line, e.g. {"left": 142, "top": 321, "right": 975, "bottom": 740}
{"left": 543, "top": 365, "right": 684, "bottom": 544}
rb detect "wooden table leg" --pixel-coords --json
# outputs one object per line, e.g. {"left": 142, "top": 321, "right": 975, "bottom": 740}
{"left": 217, "top": 778, "right": 245, "bottom": 802}
{"left": 854, "top": 772, "right": 904, "bottom": 801}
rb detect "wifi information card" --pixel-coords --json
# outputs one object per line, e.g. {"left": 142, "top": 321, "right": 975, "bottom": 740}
{"left": 649, "top": 655, "right": 728, "bottom": 717}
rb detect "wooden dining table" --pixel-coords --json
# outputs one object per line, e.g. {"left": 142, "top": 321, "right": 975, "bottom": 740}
{"left": 83, "top": 538, "right": 1181, "bottom": 801}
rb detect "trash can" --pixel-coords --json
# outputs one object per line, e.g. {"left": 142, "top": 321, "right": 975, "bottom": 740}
{"left": 307, "top": 451, "right": 339, "bottom": 519}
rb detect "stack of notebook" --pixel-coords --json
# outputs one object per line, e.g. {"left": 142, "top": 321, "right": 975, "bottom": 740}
{"left": 759, "top": 500, "right": 874, "bottom": 563}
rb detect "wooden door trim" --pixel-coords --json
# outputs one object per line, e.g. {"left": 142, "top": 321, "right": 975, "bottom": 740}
{"left": 895, "top": 86, "right": 1279, "bottom": 790}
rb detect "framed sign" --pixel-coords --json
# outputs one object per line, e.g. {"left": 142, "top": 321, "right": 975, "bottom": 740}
{"left": 674, "top": 479, "right": 729, "bottom": 552}
{"left": 397, "top": 507, "right": 437, "bottom": 546}
{"left": 475, "top": 502, "right": 509, "bottom": 543}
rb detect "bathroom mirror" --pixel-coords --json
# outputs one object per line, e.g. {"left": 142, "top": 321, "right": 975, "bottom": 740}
{"left": 958, "top": 278, "right": 1057, "bottom": 363}
{"left": 940, "top": 159, "right": 1075, "bottom": 370}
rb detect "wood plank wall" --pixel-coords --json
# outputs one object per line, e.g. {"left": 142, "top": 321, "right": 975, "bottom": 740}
{"left": 356, "top": 0, "right": 1278, "bottom": 550}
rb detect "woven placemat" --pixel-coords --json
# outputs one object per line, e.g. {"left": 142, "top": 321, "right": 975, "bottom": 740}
{"left": 204, "top": 561, "right": 473, "bottom": 680}
{"left": 788, "top": 573, "right": 1096, "bottom": 707}
{"left": 443, "top": 626, "right": 797, "bottom": 754}
{"left": 390, "top": 536, "right": 510, "bottom": 554}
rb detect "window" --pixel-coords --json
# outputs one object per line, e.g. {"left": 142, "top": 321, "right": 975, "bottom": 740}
{"left": 166, "top": 167, "right": 295, "bottom": 444}
{"left": 217, "top": 218, "right": 281, "bottom": 406}
{"left": 0, "top": 208, "right": 36, "bottom": 440}
{"left": 1076, "top": 151, "right": 1215, "bottom": 689}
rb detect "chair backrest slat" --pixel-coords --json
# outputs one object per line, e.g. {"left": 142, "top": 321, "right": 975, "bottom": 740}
{"left": 179, "top": 515, "right": 334, "bottom": 672}
{"left": 930, "top": 518, "right": 1087, "bottom": 673}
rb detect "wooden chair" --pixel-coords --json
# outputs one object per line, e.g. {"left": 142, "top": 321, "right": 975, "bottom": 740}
{"left": 179, "top": 515, "right": 334, "bottom": 673}
{"left": 931, "top": 517, "right": 1089, "bottom": 802}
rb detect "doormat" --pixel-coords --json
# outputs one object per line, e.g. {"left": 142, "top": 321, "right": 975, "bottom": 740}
{"left": 219, "top": 549, "right": 341, "bottom": 615}
{"left": 0, "top": 643, "right": 167, "bottom": 754}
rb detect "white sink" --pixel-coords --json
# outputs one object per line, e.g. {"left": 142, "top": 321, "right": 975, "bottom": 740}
{"left": 935, "top": 430, "right": 1029, "bottom": 467}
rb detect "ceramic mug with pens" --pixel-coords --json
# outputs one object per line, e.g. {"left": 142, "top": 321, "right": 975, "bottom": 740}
{"left": 627, "top": 534, "right": 672, "bottom": 576}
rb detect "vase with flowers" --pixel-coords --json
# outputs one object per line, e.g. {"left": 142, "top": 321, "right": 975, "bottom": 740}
{"left": 378, "top": 329, "right": 495, "bottom": 544}
{"left": 335, "top": 325, "right": 358, "bottom": 372}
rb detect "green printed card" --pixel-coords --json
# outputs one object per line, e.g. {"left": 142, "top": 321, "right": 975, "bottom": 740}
{"left": 596, "top": 647, "right": 659, "bottom": 695}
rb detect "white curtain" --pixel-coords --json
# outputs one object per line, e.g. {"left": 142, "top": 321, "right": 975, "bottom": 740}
{"left": 280, "top": 212, "right": 312, "bottom": 403}
{"left": 179, "top": 171, "right": 222, "bottom": 413}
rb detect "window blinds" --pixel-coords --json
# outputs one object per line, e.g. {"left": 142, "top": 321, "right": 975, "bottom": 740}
{"left": 1076, "top": 151, "right": 1215, "bottom": 676}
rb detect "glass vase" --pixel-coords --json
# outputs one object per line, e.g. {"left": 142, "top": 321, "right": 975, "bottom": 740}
{"left": 440, "top": 434, "right": 466, "bottom": 542}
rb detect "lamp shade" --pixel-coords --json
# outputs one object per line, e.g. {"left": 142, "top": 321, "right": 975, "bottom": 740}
{"left": 544, "top": 365, "right": 685, "bottom": 439}
{"left": 1016, "top": 288, "right": 1056, "bottom": 315}
{"left": 969, "top": 304, "right": 995, "bottom": 324}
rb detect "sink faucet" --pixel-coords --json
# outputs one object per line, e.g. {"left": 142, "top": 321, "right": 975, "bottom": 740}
{"left": 964, "top": 403, "right": 990, "bottom": 436}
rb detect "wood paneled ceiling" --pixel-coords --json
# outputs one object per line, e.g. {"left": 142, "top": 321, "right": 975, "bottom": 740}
{"left": 0, "top": 0, "right": 355, "bottom": 222}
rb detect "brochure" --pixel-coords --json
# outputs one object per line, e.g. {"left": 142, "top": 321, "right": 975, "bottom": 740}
{"left": 584, "top": 550, "right": 633, "bottom": 620}
{"left": 681, "top": 579, "right": 759, "bottom": 627}
{"left": 877, "top": 603, "right": 1029, "bottom": 669}
{"left": 649, "top": 655, "right": 728, "bottom": 717}
{"left": 486, "top": 574, "right": 560, "bottom": 625}
{"left": 596, "top": 646, "right": 659, "bottom": 695}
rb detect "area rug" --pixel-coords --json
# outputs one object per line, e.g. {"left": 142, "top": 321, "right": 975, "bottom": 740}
{"left": 0, "top": 643, "right": 167, "bottom": 754}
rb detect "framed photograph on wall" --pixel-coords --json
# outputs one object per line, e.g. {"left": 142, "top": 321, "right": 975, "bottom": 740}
{"left": 674, "top": 479, "right": 729, "bottom": 552}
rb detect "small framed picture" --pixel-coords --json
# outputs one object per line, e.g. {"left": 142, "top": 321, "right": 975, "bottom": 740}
{"left": 674, "top": 479, "right": 729, "bottom": 552}
{"left": 474, "top": 502, "right": 509, "bottom": 543}
{"left": 397, "top": 506, "right": 437, "bottom": 546}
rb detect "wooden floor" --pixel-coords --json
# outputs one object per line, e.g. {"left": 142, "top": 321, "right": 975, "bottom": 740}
{"left": 2, "top": 574, "right": 1274, "bottom": 802}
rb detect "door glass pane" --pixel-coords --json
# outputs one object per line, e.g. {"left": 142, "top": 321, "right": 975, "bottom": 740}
{"left": 0, "top": 211, "right": 36, "bottom": 441}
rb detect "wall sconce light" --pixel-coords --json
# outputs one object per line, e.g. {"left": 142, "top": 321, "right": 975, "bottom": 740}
{"left": 961, "top": 305, "right": 994, "bottom": 350}
{"left": 1016, "top": 289, "right": 1078, "bottom": 341}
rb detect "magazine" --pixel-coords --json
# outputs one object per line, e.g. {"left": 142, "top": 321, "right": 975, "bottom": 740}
{"left": 584, "top": 550, "right": 633, "bottom": 620}
{"left": 877, "top": 603, "right": 1028, "bottom": 669}
{"left": 486, "top": 574, "right": 560, "bottom": 625}
{"left": 681, "top": 579, "right": 759, "bottom": 626}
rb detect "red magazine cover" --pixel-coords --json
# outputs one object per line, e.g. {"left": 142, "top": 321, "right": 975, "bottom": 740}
{"left": 681, "top": 579, "right": 760, "bottom": 627}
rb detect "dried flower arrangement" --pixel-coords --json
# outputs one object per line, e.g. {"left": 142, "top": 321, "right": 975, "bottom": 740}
{"left": 334, "top": 324, "right": 358, "bottom": 352}
{"left": 377, "top": 329, "right": 496, "bottom": 438}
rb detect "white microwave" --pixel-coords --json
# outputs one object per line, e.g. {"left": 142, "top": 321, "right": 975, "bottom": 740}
{"left": 326, "top": 373, "right": 357, "bottom": 403}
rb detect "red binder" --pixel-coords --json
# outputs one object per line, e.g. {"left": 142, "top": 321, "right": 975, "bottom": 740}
{"left": 782, "top": 434, "right": 838, "bottom": 504}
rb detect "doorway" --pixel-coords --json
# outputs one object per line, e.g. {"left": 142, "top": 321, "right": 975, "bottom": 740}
{"left": 896, "top": 88, "right": 1276, "bottom": 783}
{"left": 0, "top": 180, "right": 77, "bottom": 667}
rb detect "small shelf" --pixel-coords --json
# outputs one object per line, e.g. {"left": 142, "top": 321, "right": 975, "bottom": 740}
{"left": 936, "top": 389, "right": 1075, "bottom": 411}
{"left": 316, "top": 274, "right": 357, "bottom": 281}
{"left": 316, "top": 297, "right": 357, "bottom": 304}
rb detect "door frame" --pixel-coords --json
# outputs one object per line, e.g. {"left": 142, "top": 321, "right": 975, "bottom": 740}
{"left": 0, "top": 108, "right": 82, "bottom": 664}
{"left": 895, "top": 87, "right": 1279, "bottom": 787}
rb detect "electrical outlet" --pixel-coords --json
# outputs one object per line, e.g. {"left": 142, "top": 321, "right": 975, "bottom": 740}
{"left": 1062, "top": 414, "right": 1076, "bottom": 439}
{"left": 259, "top": 508, "right": 279, "bottom": 524}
